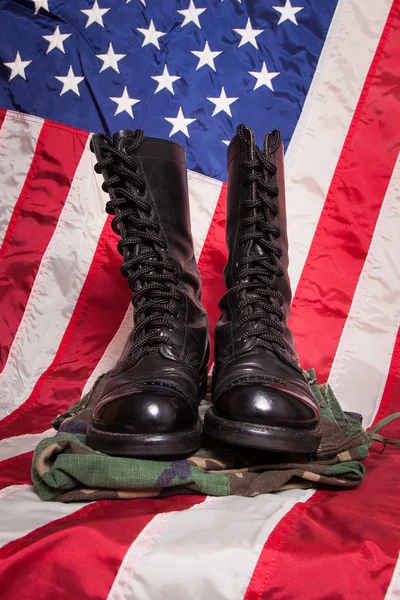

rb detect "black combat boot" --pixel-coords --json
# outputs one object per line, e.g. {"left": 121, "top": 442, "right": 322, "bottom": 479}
{"left": 204, "top": 125, "right": 321, "bottom": 453}
{"left": 87, "top": 130, "right": 209, "bottom": 457}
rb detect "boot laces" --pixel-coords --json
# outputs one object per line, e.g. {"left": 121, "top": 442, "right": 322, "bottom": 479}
{"left": 91, "top": 131, "right": 181, "bottom": 356}
{"left": 232, "top": 124, "right": 285, "bottom": 352}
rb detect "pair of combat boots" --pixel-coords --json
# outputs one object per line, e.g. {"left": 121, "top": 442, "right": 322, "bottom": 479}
{"left": 87, "top": 125, "right": 321, "bottom": 458}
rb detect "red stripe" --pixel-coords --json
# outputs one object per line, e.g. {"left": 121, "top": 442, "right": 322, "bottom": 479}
{"left": 245, "top": 7, "right": 400, "bottom": 599}
{"left": 0, "top": 219, "right": 131, "bottom": 439}
{"left": 0, "top": 121, "right": 88, "bottom": 372}
{"left": 0, "top": 109, "right": 6, "bottom": 130}
{"left": 0, "top": 495, "right": 204, "bottom": 599}
{"left": 372, "top": 328, "right": 400, "bottom": 427}
{"left": 0, "top": 452, "right": 33, "bottom": 490}
{"left": 197, "top": 183, "right": 228, "bottom": 363}
{"left": 289, "top": 1, "right": 400, "bottom": 382}
{"left": 244, "top": 445, "right": 400, "bottom": 600}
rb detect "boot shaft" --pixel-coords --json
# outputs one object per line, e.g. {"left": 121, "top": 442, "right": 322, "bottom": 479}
{"left": 225, "top": 128, "right": 292, "bottom": 314}
{"left": 109, "top": 130, "right": 200, "bottom": 296}
{"left": 91, "top": 129, "right": 209, "bottom": 370}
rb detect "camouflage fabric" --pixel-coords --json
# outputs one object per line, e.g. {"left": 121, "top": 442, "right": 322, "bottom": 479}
{"left": 32, "top": 369, "right": 375, "bottom": 502}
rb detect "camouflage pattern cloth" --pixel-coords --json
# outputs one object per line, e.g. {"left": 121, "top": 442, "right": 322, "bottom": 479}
{"left": 32, "top": 369, "right": 392, "bottom": 503}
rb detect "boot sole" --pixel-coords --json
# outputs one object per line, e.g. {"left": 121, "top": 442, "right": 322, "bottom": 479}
{"left": 86, "top": 419, "right": 202, "bottom": 458}
{"left": 204, "top": 408, "right": 321, "bottom": 454}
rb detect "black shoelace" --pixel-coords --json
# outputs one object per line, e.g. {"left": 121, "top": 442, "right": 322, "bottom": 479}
{"left": 232, "top": 124, "right": 285, "bottom": 351}
{"left": 91, "top": 131, "right": 180, "bottom": 356}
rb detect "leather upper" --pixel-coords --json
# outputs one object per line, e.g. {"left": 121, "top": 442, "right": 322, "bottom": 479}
{"left": 91, "top": 131, "right": 209, "bottom": 435}
{"left": 213, "top": 128, "right": 319, "bottom": 425}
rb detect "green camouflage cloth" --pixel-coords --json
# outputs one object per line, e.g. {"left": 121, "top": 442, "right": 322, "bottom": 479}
{"left": 32, "top": 369, "right": 379, "bottom": 502}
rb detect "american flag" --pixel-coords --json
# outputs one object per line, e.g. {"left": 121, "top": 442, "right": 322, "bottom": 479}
{"left": 0, "top": 0, "right": 399, "bottom": 597}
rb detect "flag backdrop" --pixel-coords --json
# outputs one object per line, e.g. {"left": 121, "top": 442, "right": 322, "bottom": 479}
{"left": 0, "top": 0, "right": 399, "bottom": 598}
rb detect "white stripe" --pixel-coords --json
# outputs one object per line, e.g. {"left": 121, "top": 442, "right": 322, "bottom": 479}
{"left": 0, "top": 429, "right": 53, "bottom": 461}
{"left": 109, "top": 490, "right": 314, "bottom": 600}
{"left": 0, "top": 485, "right": 88, "bottom": 549}
{"left": 385, "top": 554, "right": 400, "bottom": 600}
{"left": 0, "top": 138, "right": 108, "bottom": 418}
{"left": 0, "top": 111, "right": 43, "bottom": 247}
{"left": 187, "top": 170, "right": 223, "bottom": 260}
{"left": 329, "top": 154, "right": 400, "bottom": 427}
{"left": 107, "top": 512, "right": 176, "bottom": 600}
{"left": 285, "top": 0, "right": 392, "bottom": 293}
{"left": 82, "top": 304, "right": 133, "bottom": 396}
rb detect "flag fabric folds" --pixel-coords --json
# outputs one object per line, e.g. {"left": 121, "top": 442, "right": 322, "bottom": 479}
{"left": 0, "top": 0, "right": 399, "bottom": 598}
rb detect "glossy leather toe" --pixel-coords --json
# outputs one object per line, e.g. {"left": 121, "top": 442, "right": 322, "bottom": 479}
{"left": 94, "top": 390, "right": 197, "bottom": 435}
{"left": 215, "top": 385, "right": 318, "bottom": 430}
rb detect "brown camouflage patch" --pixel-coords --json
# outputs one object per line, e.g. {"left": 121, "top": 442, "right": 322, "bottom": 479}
{"left": 35, "top": 442, "right": 63, "bottom": 476}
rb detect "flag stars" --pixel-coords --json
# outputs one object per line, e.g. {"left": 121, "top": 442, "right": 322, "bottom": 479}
{"left": 96, "top": 43, "right": 126, "bottom": 73}
{"left": 152, "top": 65, "right": 181, "bottom": 95}
{"left": 233, "top": 18, "right": 264, "bottom": 49}
{"left": 137, "top": 20, "right": 166, "bottom": 49}
{"left": 249, "top": 62, "right": 280, "bottom": 91}
{"left": 272, "top": 0, "right": 304, "bottom": 25}
{"left": 178, "top": 0, "right": 207, "bottom": 29}
{"left": 81, "top": 1, "right": 110, "bottom": 29}
{"left": 165, "top": 107, "right": 196, "bottom": 138}
{"left": 43, "top": 26, "right": 71, "bottom": 54}
{"left": 32, "top": 0, "right": 49, "bottom": 13}
{"left": 55, "top": 66, "right": 85, "bottom": 96}
{"left": 4, "top": 52, "right": 32, "bottom": 81}
{"left": 207, "top": 87, "right": 239, "bottom": 117}
{"left": 110, "top": 86, "right": 140, "bottom": 117}
{"left": 192, "top": 41, "right": 222, "bottom": 72}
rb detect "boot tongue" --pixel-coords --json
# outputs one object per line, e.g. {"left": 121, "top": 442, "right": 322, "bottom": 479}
{"left": 241, "top": 130, "right": 279, "bottom": 328}
{"left": 111, "top": 131, "right": 170, "bottom": 313}
{"left": 112, "top": 129, "right": 138, "bottom": 150}
{"left": 110, "top": 130, "right": 158, "bottom": 266}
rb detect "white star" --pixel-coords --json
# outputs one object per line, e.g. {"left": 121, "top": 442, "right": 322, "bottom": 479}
{"left": 249, "top": 62, "right": 280, "bottom": 91}
{"left": 191, "top": 41, "right": 222, "bottom": 72}
{"left": 32, "top": 0, "right": 49, "bottom": 13}
{"left": 222, "top": 140, "right": 230, "bottom": 146}
{"left": 151, "top": 64, "right": 181, "bottom": 95}
{"left": 43, "top": 26, "right": 71, "bottom": 54}
{"left": 233, "top": 18, "right": 264, "bottom": 49}
{"left": 81, "top": 1, "right": 110, "bottom": 28}
{"left": 178, "top": 0, "right": 206, "bottom": 29}
{"left": 127, "top": 0, "right": 145, "bottom": 4}
{"left": 137, "top": 20, "right": 166, "bottom": 49}
{"left": 110, "top": 86, "right": 140, "bottom": 118}
{"left": 272, "top": 0, "right": 303, "bottom": 25}
{"left": 165, "top": 107, "right": 196, "bottom": 138}
{"left": 96, "top": 43, "right": 126, "bottom": 73}
{"left": 207, "top": 87, "right": 239, "bottom": 117}
{"left": 4, "top": 52, "right": 32, "bottom": 81}
{"left": 55, "top": 66, "right": 85, "bottom": 96}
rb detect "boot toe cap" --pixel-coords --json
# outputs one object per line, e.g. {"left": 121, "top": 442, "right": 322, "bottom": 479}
{"left": 215, "top": 385, "right": 318, "bottom": 430}
{"left": 94, "top": 391, "right": 196, "bottom": 435}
